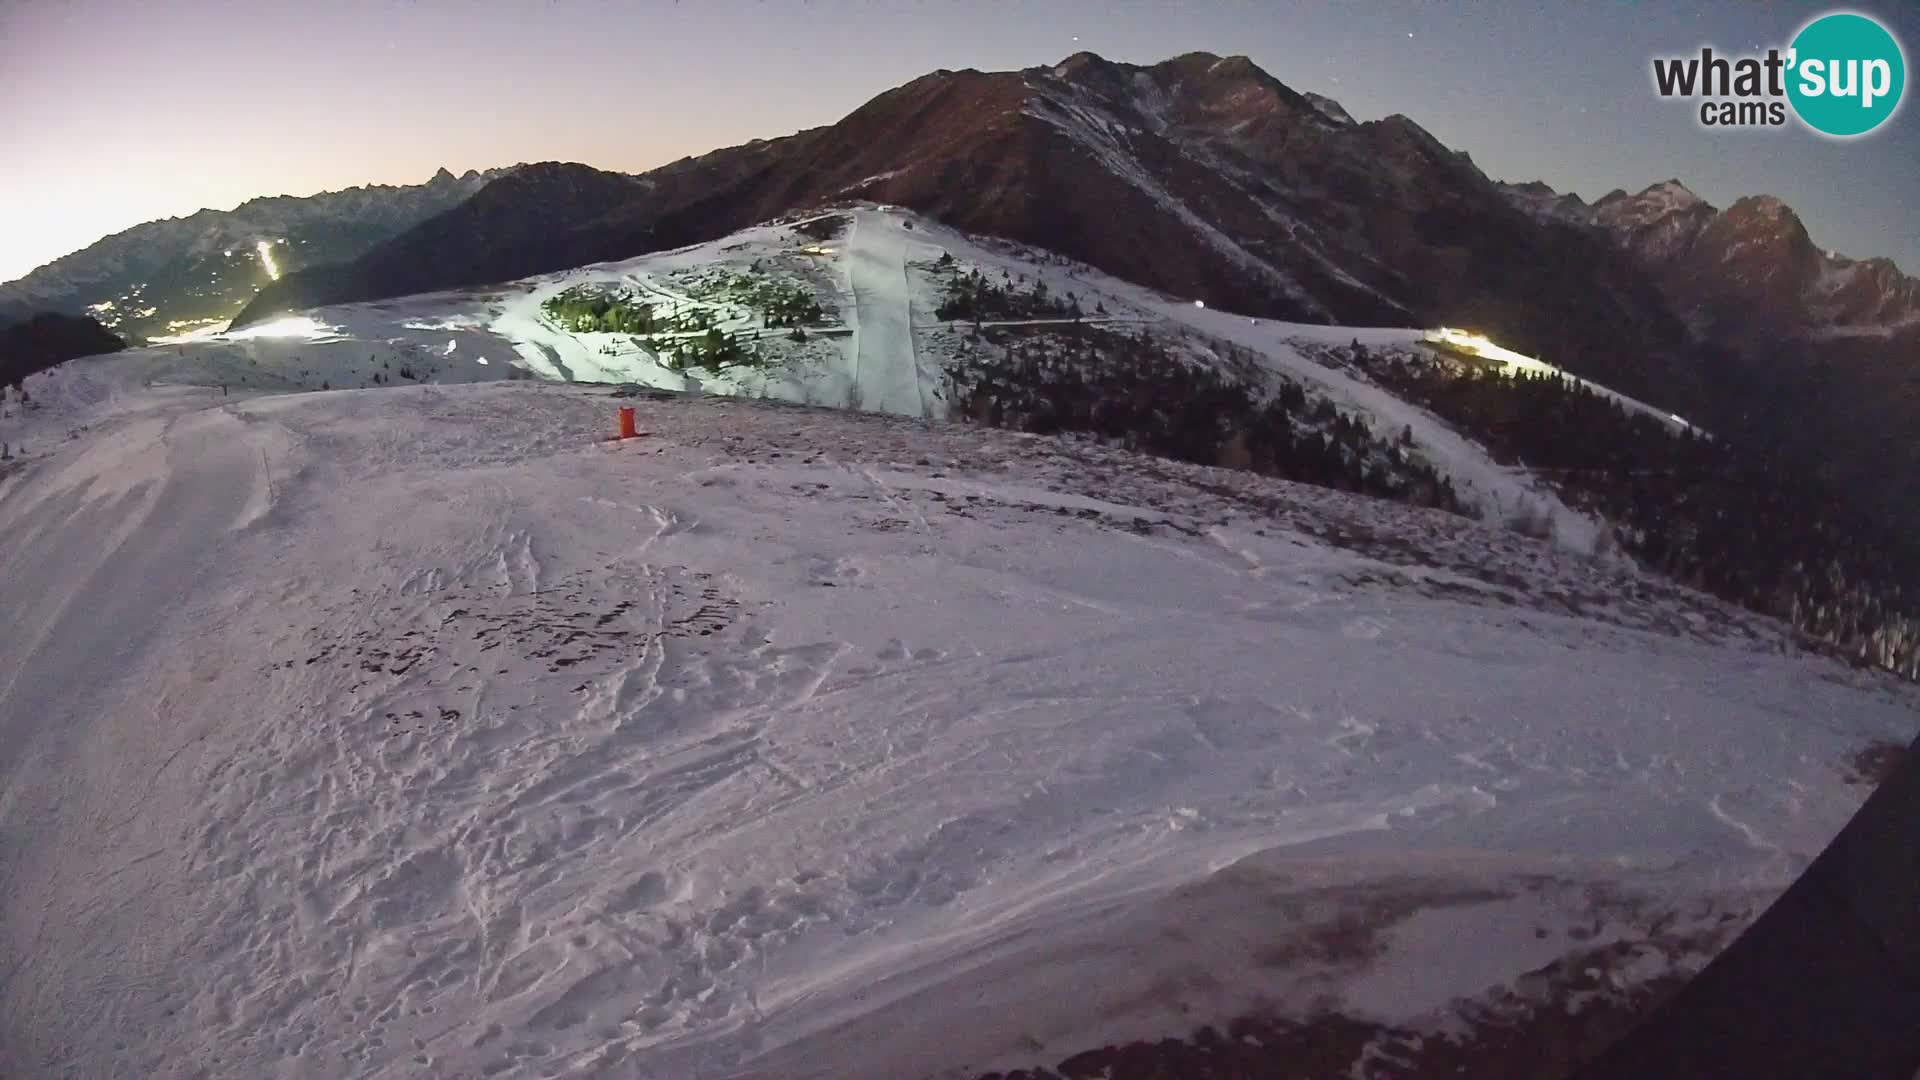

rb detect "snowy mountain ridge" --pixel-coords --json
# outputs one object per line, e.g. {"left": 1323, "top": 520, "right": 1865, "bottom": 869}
{"left": 207, "top": 53, "right": 1908, "bottom": 553}
{"left": 13, "top": 52, "right": 1911, "bottom": 548}
{"left": 233, "top": 51, "right": 1690, "bottom": 434}
{"left": 24, "top": 206, "right": 1607, "bottom": 551}
{"left": 38, "top": 202, "right": 1920, "bottom": 677}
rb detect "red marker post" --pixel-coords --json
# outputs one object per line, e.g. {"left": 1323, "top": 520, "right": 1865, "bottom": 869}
{"left": 617, "top": 406, "right": 638, "bottom": 440}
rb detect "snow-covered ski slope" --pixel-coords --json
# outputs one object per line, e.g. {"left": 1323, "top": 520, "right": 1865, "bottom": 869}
{"left": 1423, "top": 326, "right": 1704, "bottom": 436}
{"left": 842, "top": 210, "right": 940, "bottom": 416}
{"left": 55, "top": 205, "right": 1616, "bottom": 553}
{"left": 1, "top": 367, "right": 1915, "bottom": 1079}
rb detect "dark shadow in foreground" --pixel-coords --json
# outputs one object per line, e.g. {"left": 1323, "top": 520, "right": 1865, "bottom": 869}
{"left": 1574, "top": 729, "right": 1920, "bottom": 1080}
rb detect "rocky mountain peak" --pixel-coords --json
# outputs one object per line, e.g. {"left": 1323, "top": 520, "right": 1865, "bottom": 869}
{"left": 1725, "top": 193, "right": 1797, "bottom": 223}
{"left": 1372, "top": 114, "right": 1465, "bottom": 169}
{"left": 1302, "top": 91, "right": 1356, "bottom": 126}
{"left": 1596, "top": 180, "right": 1715, "bottom": 226}
{"left": 1051, "top": 50, "right": 1120, "bottom": 79}
{"left": 1197, "top": 53, "right": 1265, "bottom": 79}
{"left": 1157, "top": 51, "right": 1317, "bottom": 117}
{"left": 1713, "top": 196, "right": 1815, "bottom": 259}
{"left": 1642, "top": 178, "right": 1704, "bottom": 207}
{"left": 1521, "top": 174, "right": 1920, "bottom": 340}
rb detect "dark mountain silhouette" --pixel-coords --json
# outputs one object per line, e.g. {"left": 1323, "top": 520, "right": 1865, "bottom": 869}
{"left": 0, "top": 313, "right": 125, "bottom": 388}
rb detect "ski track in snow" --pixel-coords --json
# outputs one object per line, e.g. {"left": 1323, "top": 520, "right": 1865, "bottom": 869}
{"left": 1, "top": 375, "right": 1915, "bottom": 1079}
{"left": 844, "top": 212, "right": 933, "bottom": 419}
{"left": 3, "top": 210, "right": 1918, "bottom": 1078}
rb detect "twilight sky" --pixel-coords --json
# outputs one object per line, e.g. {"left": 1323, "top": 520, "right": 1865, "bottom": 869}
{"left": 3, "top": 0, "right": 1917, "bottom": 284}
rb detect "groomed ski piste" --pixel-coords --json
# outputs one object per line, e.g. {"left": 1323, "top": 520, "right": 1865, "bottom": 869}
{"left": 3, "top": 209, "right": 1916, "bottom": 1079}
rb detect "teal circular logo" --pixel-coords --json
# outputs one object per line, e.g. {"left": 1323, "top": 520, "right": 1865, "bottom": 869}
{"left": 1787, "top": 12, "right": 1906, "bottom": 137}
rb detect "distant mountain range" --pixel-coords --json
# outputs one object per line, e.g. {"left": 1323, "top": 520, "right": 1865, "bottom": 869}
{"left": 1502, "top": 177, "right": 1920, "bottom": 342}
{"left": 1498, "top": 174, "right": 1920, "bottom": 530}
{"left": 12, "top": 51, "right": 1919, "bottom": 532}
{"left": 0, "top": 168, "right": 506, "bottom": 342}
